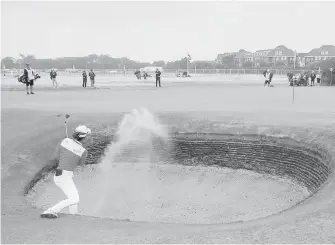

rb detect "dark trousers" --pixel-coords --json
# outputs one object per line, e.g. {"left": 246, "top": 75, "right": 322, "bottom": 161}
{"left": 311, "top": 78, "right": 315, "bottom": 86}
{"left": 83, "top": 78, "right": 87, "bottom": 87}
{"left": 264, "top": 80, "right": 270, "bottom": 86}
{"left": 156, "top": 77, "right": 161, "bottom": 87}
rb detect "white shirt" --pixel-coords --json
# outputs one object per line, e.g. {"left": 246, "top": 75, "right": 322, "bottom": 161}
{"left": 26, "top": 68, "right": 34, "bottom": 80}
{"left": 265, "top": 72, "right": 271, "bottom": 80}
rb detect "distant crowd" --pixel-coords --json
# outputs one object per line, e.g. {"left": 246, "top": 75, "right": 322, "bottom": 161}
{"left": 48, "top": 68, "right": 97, "bottom": 88}
{"left": 134, "top": 69, "right": 162, "bottom": 87}
{"left": 18, "top": 63, "right": 97, "bottom": 94}
{"left": 286, "top": 70, "right": 321, "bottom": 87}
{"left": 15, "top": 64, "right": 327, "bottom": 94}
{"left": 262, "top": 68, "right": 323, "bottom": 87}
{"left": 81, "top": 69, "right": 96, "bottom": 88}
{"left": 47, "top": 68, "right": 97, "bottom": 89}
{"left": 16, "top": 63, "right": 165, "bottom": 94}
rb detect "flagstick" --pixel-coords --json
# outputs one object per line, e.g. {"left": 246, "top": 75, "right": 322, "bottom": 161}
{"left": 292, "top": 72, "right": 295, "bottom": 104}
{"left": 293, "top": 50, "right": 296, "bottom": 104}
{"left": 186, "top": 57, "right": 188, "bottom": 75}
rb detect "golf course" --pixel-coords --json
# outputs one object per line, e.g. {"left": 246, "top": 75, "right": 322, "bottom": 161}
{"left": 1, "top": 73, "right": 335, "bottom": 243}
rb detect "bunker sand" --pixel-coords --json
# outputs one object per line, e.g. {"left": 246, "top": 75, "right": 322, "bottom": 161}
{"left": 27, "top": 162, "right": 310, "bottom": 224}
{"left": 1, "top": 81, "right": 335, "bottom": 243}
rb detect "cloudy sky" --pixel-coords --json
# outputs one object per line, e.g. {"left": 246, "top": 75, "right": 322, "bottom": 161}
{"left": 2, "top": 1, "right": 334, "bottom": 62}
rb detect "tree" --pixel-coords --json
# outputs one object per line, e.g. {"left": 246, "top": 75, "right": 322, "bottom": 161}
{"left": 22, "top": 55, "right": 36, "bottom": 65}
{"left": 152, "top": 60, "right": 165, "bottom": 67}
{"left": 1, "top": 54, "right": 226, "bottom": 70}
{"left": 220, "top": 54, "right": 236, "bottom": 68}
{"left": 1, "top": 57, "right": 16, "bottom": 69}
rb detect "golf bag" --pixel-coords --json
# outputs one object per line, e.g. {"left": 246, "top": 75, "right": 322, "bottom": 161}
{"left": 134, "top": 70, "right": 141, "bottom": 80}
{"left": 18, "top": 74, "right": 25, "bottom": 83}
{"left": 18, "top": 73, "right": 41, "bottom": 84}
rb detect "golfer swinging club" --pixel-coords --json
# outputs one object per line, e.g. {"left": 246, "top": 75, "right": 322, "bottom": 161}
{"left": 40, "top": 125, "right": 92, "bottom": 219}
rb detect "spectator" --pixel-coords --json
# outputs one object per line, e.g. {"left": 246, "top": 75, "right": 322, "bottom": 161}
{"left": 310, "top": 71, "right": 316, "bottom": 86}
{"left": 23, "top": 63, "right": 35, "bottom": 95}
{"left": 89, "top": 69, "right": 96, "bottom": 88}
{"left": 316, "top": 72, "right": 321, "bottom": 85}
{"left": 82, "top": 70, "right": 87, "bottom": 88}
{"left": 50, "top": 69, "right": 59, "bottom": 88}
{"left": 155, "top": 68, "right": 162, "bottom": 87}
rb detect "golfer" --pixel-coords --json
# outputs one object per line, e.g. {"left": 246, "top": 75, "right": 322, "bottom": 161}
{"left": 40, "top": 125, "right": 92, "bottom": 219}
{"left": 263, "top": 69, "right": 272, "bottom": 87}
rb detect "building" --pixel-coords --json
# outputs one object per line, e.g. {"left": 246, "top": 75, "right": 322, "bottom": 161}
{"left": 301, "top": 45, "right": 335, "bottom": 66}
{"left": 233, "top": 49, "right": 253, "bottom": 67}
{"left": 216, "top": 45, "right": 335, "bottom": 68}
{"left": 297, "top": 53, "right": 308, "bottom": 67}
{"left": 216, "top": 52, "right": 236, "bottom": 65}
{"left": 253, "top": 49, "right": 272, "bottom": 67}
{"left": 265, "top": 45, "right": 296, "bottom": 68}
{"left": 239, "top": 45, "right": 296, "bottom": 68}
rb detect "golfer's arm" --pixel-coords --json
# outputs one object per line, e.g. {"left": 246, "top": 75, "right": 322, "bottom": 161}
{"left": 79, "top": 150, "right": 88, "bottom": 166}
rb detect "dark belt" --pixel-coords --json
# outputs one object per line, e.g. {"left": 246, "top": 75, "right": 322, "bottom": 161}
{"left": 55, "top": 169, "right": 63, "bottom": 176}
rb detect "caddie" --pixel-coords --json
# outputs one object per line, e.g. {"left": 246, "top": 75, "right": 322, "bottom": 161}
{"left": 40, "top": 125, "right": 92, "bottom": 219}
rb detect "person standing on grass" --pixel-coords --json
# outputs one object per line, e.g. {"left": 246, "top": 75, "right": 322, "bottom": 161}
{"left": 310, "top": 71, "right": 316, "bottom": 86}
{"left": 155, "top": 68, "right": 161, "bottom": 87}
{"left": 23, "top": 63, "right": 35, "bottom": 95}
{"left": 50, "top": 69, "right": 59, "bottom": 88}
{"left": 89, "top": 69, "right": 96, "bottom": 88}
{"left": 316, "top": 72, "right": 321, "bottom": 86}
{"left": 263, "top": 69, "right": 272, "bottom": 87}
{"left": 143, "top": 71, "right": 148, "bottom": 80}
{"left": 40, "top": 125, "right": 92, "bottom": 219}
{"left": 82, "top": 70, "right": 87, "bottom": 87}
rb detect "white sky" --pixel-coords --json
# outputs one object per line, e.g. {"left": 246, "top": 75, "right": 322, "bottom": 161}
{"left": 1, "top": 1, "right": 334, "bottom": 62}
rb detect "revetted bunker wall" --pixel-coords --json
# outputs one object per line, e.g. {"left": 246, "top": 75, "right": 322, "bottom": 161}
{"left": 159, "top": 133, "right": 332, "bottom": 193}
{"left": 25, "top": 131, "right": 332, "bottom": 196}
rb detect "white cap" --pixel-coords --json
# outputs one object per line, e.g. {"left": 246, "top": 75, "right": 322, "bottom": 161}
{"left": 75, "top": 125, "right": 92, "bottom": 138}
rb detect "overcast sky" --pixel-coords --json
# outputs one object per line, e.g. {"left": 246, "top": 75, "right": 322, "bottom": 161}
{"left": 2, "top": 1, "right": 334, "bottom": 62}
